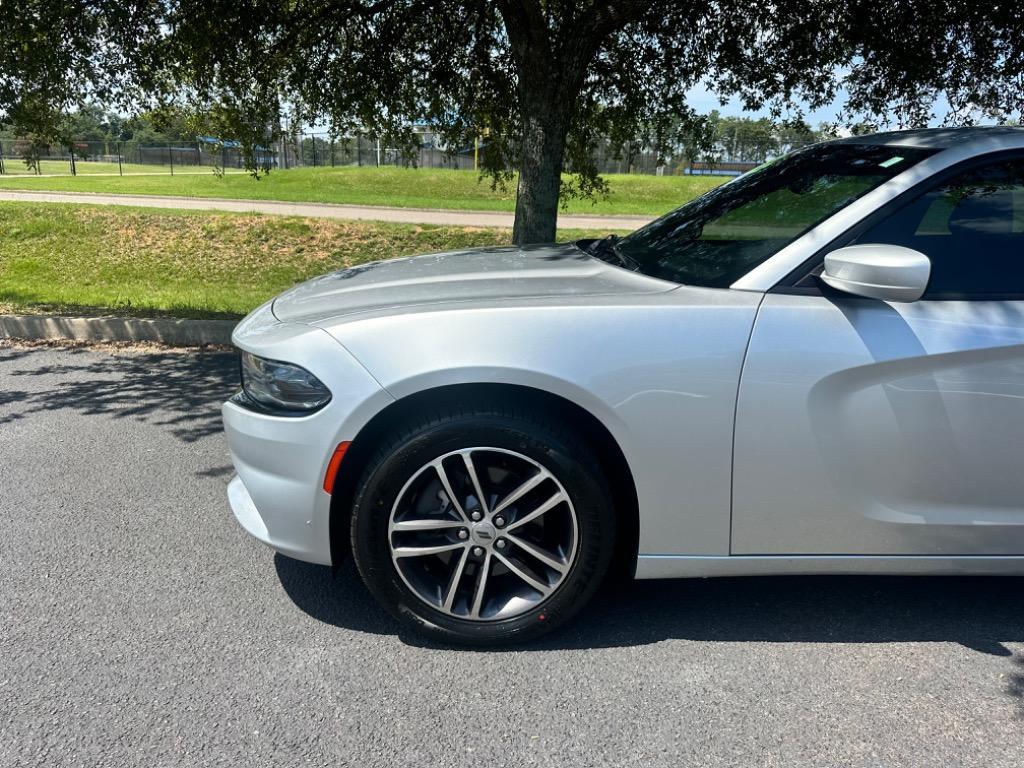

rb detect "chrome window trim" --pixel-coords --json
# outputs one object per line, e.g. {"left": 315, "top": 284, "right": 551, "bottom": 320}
{"left": 729, "top": 133, "right": 1024, "bottom": 293}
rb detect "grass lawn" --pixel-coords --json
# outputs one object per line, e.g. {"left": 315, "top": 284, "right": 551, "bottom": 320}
{"left": 0, "top": 202, "right": 629, "bottom": 319}
{"left": 0, "top": 165, "right": 723, "bottom": 216}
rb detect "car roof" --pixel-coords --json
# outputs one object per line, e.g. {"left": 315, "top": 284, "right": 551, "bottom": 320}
{"left": 829, "top": 125, "right": 1024, "bottom": 150}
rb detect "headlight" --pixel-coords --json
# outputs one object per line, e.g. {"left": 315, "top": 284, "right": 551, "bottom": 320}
{"left": 239, "top": 351, "right": 332, "bottom": 413}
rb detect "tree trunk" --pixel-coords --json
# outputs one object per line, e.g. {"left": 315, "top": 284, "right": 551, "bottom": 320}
{"left": 497, "top": 0, "right": 599, "bottom": 244}
{"left": 512, "top": 106, "right": 568, "bottom": 244}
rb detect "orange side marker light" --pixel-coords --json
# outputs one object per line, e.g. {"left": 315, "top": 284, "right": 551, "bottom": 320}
{"left": 323, "top": 441, "right": 352, "bottom": 494}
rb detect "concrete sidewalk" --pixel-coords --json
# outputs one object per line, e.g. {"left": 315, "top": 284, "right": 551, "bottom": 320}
{"left": 0, "top": 189, "right": 654, "bottom": 230}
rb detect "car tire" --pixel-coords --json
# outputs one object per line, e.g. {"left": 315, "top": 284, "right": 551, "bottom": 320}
{"left": 350, "top": 404, "right": 616, "bottom": 646}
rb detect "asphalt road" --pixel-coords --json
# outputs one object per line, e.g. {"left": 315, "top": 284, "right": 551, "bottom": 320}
{"left": 2, "top": 343, "right": 1024, "bottom": 767}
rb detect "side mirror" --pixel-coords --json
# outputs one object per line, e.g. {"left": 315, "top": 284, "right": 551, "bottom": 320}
{"left": 820, "top": 244, "right": 931, "bottom": 303}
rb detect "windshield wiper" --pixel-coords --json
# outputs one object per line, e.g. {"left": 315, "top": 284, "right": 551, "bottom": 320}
{"left": 583, "top": 234, "right": 640, "bottom": 271}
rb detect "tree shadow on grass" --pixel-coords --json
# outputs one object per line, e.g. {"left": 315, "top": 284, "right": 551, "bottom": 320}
{"left": 0, "top": 344, "right": 237, "bottom": 443}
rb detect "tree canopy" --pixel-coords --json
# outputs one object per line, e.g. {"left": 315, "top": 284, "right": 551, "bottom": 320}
{"left": 3, "top": 1, "right": 1023, "bottom": 241}
{"left": 0, "top": 105, "right": 193, "bottom": 145}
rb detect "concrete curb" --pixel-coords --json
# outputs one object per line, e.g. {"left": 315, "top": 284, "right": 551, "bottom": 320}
{"left": 0, "top": 314, "right": 236, "bottom": 346}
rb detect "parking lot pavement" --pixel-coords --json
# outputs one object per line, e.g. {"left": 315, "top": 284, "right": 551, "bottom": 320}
{"left": 2, "top": 343, "right": 1024, "bottom": 768}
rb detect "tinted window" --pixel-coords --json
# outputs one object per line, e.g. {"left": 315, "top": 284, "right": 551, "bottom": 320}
{"left": 617, "top": 144, "right": 935, "bottom": 287}
{"left": 852, "top": 158, "right": 1024, "bottom": 297}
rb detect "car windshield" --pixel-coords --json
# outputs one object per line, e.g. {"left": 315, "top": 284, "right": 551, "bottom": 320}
{"left": 615, "top": 143, "right": 937, "bottom": 287}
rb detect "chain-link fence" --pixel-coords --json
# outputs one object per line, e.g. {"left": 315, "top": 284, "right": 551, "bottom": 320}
{"left": 281, "top": 134, "right": 492, "bottom": 171}
{"left": 283, "top": 134, "right": 769, "bottom": 176}
{"left": 0, "top": 138, "right": 260, "bottom": 176}
{"left": 0, "top": 132, "right": 780, "bottom": 177}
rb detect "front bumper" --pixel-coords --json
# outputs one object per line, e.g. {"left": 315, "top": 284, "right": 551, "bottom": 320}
{"left": 222, "top": 313, "right": 394, "bottom": 565}
{"left": 223, "top": 402, "right": 337, "bottom": 565}
{"left": 226, "top": 473, "right": 322, "bottom": 561}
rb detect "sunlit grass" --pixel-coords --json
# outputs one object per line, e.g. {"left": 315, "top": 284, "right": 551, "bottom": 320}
{"left": 0, "top": 202, "right": 629, "bottom": 318}
{"left": 0, "top": 164, "right": 724, "bottom": 215}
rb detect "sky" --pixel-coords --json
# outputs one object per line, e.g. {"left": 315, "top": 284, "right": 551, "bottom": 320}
{"left": 684, "top": 84, "right": 844, "bottom": 125}
{"left": 684, "top": 83, "right": 963, "bottom": 132}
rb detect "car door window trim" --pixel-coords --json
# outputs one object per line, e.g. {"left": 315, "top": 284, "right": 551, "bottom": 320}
{"left": 772, "top": 148, "right": 1024, "bottom": 300}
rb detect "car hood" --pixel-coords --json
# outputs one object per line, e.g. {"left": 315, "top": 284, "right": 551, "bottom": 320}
{"left": 270, "top": 242, "right": 675, "bottom": 324}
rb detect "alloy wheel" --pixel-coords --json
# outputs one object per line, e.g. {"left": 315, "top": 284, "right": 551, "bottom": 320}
{"left": 387, "top": 447, "right": 578, "bottom": 621}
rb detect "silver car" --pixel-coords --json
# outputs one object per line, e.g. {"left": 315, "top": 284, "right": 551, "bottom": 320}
{"left": 223, "top": 127, "right": 1024, "bottom": 644}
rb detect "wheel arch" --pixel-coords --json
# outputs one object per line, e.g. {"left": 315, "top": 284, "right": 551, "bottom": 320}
{"left": 328, "top": 382, "right": 640, "bottom": 584}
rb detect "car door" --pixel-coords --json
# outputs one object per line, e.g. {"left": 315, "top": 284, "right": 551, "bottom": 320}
{"left": 732, "top": 152, "right": 1024, "bottom": 555}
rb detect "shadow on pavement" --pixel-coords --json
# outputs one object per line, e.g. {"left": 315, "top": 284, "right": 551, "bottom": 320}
{"left": 277, "top": 554, "right": 1024, "bottom": 659}
{"left": 276, "top": 556, "right": 404, "bottom": 636}
{"left": 276, "top": 557, "right": 1019, "bottom": 720}
{"left": 0, "top": 344, "right": 237, "bottom": 443}
{"left": 276, "top": 554, "right": 1024, "bottom": 713}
